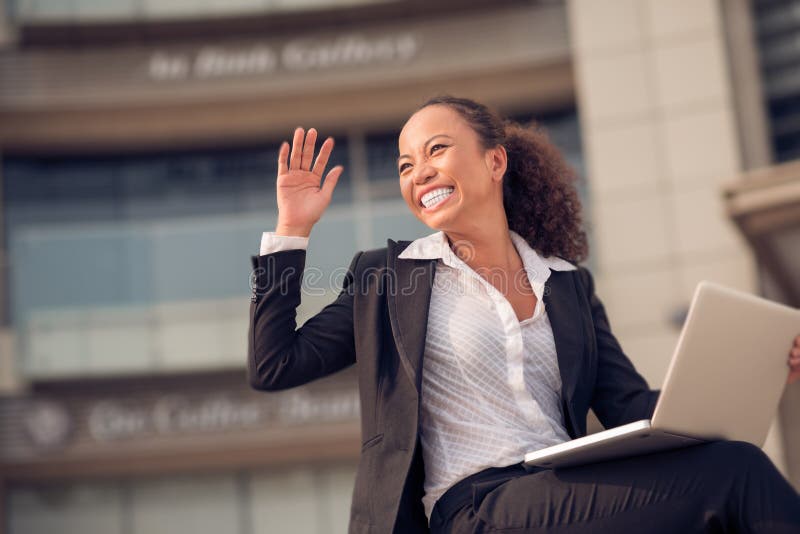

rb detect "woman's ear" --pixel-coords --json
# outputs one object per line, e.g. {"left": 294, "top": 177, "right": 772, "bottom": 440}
{"left": 487, "top": 145, "right": 507, "bottom": 183}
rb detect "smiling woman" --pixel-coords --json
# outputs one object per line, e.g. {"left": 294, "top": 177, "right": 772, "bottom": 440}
{"left": 248, "top": 95, "right": 800, "bottom": 534}
{"left": 398, "top": 96, "right": 588, "bottom": 265}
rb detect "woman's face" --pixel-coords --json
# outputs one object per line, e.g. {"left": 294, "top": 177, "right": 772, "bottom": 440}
{"left": 397, "top": 105, "right": 505, "bottom": 232}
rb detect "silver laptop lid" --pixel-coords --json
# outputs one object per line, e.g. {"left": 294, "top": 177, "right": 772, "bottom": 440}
{"left": 651, "top": 281, "right": 799, "bottom": 445}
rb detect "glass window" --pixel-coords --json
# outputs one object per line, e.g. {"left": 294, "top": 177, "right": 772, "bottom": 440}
{"left": 2, "top": 137, "right": 352, "bottom": 378}
{"left": 320, "top": 464, "right": 358, "bottom": 534}
{"left": 6, "top": 468, "right": 356, "bottom": 534}
{"left": 367, "top": 204, "right": 430, "bottom": 248}
{"left": 130, "top": 474, "right": 242, "bottom": 534}
{"left": 13, "top": 0, "right": 76, "bottom": 21}
{"left": 511, "top": 108, "right": 586, "bottom": 186}
{"left": 250, "top": 468, "right": 321, "bottom": 534}
{"left": 366, "top": 130, "right": 401, "bottom": 182}
{"left": 8, "top": 482, "right": 125, "bottom": 534}
{"left": 250, "top": 464, "right": 356, "bottom": 534}
{"left": 752, "top": 0, "right": 800, "bottom": 162}
{"left": 7, "top": 466, "right": 357, "bottom": 534}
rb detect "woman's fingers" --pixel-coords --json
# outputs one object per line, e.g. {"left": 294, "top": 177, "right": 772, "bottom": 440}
{"left": 312, "top": 137, "right": 334, "bottom": 176}
{"left": 277, "top": 141, "right": 289, "bottom": 175}
{"left": 321, "top": 165, "right": 343, "bottom": 200}
{"left": 283, "top": 127, "right": 331, "bottom": 176}
{"left": 289, "top": 127, "right": 304, "bottom": 170}
{"left": 301, "top": 128, "right": 317, "bottom": 171}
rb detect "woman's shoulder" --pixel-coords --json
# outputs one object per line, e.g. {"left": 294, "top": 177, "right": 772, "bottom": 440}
{"left": 346, "top": 244, "right": 392, "bottom": 273}
{"left": 539, "top": 252, "right": 592, "bottom": 289}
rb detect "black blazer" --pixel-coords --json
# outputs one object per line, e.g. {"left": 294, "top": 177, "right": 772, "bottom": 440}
{"left": 248, "top": 239, "right": 660, "bottom": 534}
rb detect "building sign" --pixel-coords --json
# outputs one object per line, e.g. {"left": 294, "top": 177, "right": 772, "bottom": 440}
{"left": 22, "top": 400, "right": 73, "bottom": 450}
{"left": 0, "top": 371, "right": 359, "bottom": 463}
{"left": 86, "top": 388, "right": 359, "bottom": 442}
{"left": 149, "top": 33, "right": 419, "bottom": 81}
{"left": 0, "top": 3, "right": 568, "bottom": 108}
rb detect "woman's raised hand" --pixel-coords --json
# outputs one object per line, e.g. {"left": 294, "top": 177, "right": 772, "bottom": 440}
{"left": 274, "top": 127, "right": 344, "bottom": 237}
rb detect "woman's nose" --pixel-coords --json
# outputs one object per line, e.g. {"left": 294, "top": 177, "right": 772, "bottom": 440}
{"left": 412, "top": 161, "right": 436, "bottom": 184}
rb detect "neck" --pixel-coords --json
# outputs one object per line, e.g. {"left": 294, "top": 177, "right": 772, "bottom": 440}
{"left": 444, "top": 218, "right": 521, "bottom": 274}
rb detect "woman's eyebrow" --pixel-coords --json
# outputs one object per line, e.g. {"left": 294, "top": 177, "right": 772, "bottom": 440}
{"left": 397, "top": 134, "right": 454, "bottom": 164}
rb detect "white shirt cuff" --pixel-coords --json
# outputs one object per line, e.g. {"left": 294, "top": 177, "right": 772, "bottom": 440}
{"left": 260, "top": 231, "right": 309, "bottom": 256}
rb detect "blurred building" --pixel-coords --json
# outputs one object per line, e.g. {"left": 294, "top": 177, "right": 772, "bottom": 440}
{"left": 0, "top": 0, "right": 797, "bottom": 533}
{"left": 0, "top": 1, "right": 582, "bottom": 533}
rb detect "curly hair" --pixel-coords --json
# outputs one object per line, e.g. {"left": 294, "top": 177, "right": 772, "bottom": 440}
{"left": 417, "top": 95, "right": 589, "bottom": 264}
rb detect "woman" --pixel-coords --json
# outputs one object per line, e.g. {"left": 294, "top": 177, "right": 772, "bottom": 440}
{"left": 248, "top": 95, "right": 800, "bottom": 533}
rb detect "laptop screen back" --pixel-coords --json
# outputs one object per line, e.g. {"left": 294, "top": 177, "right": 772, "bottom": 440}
{"left": 651, "top": 281, "right": 800, "bottom": 446}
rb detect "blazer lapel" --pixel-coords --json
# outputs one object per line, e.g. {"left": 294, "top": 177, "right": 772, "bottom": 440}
{"left": 386, "top": 239, "right": 435, "bottom": 394}
{"left": 544, "top": 270, "right": 585, "bottom": 404}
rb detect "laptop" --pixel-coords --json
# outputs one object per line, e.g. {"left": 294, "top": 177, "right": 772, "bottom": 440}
{"left": 523, "top": 280, "right": 800, "bottom": 470}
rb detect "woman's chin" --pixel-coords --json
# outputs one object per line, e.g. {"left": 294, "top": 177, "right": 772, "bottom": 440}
{"left": 418, "top": 210, "right": 457, "bottom": 232}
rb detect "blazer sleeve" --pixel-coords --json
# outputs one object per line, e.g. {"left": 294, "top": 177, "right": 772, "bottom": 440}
{"left": 577, "top": 266, "right": 661, "bottom": 429}
{"left": 247, "top": 248, "right": 362, "bottom": 391}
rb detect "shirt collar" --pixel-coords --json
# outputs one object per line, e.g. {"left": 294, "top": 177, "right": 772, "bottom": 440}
{"left": 397, "top": 229, "right": 577, "bottom": 282}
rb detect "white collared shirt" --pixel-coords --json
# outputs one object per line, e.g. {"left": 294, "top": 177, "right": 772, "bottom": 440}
{"left": 397, "top": 230, "right": 574, "bottom": 521}
{"left": 258, "top": 229, "right": 575, "bottom": 522}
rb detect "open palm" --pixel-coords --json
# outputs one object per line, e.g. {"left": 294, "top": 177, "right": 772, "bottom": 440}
{"left": 275, "top": 127, "right": 343, "bottom": 237}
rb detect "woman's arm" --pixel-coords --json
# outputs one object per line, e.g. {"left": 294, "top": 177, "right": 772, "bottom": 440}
{"left": 247, "top": 246, "right": 361, "bottom": 391}
{"left": 577, "top": 266, "right": 661, "bottom": 428}
{"left": 247, "top": 126, "right": 352, "bottom": 391}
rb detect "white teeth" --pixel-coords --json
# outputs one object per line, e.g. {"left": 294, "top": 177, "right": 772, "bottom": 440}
{"left": 421, "top": 187, "right": 454, "bottom": 209}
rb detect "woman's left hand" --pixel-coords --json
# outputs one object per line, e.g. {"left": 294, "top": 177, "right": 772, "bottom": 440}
{"left": 789, "top": 334, "right": 800, "bottom": 385}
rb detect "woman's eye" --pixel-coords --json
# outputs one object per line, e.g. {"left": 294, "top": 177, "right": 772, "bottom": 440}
{"left": 430, "top": 144, "right": 447, "bottom": 154}
{"left": 399, "top": 163, "right": 411, "bottom": 174}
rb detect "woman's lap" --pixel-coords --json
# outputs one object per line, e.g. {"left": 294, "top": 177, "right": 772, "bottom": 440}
{"left": 442, "top": 440, "right": 800, "bottom": 533}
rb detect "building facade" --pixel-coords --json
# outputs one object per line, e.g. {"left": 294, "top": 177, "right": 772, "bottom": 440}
{"left": 0, "top": 0, "right": 797, "bottom": 533}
